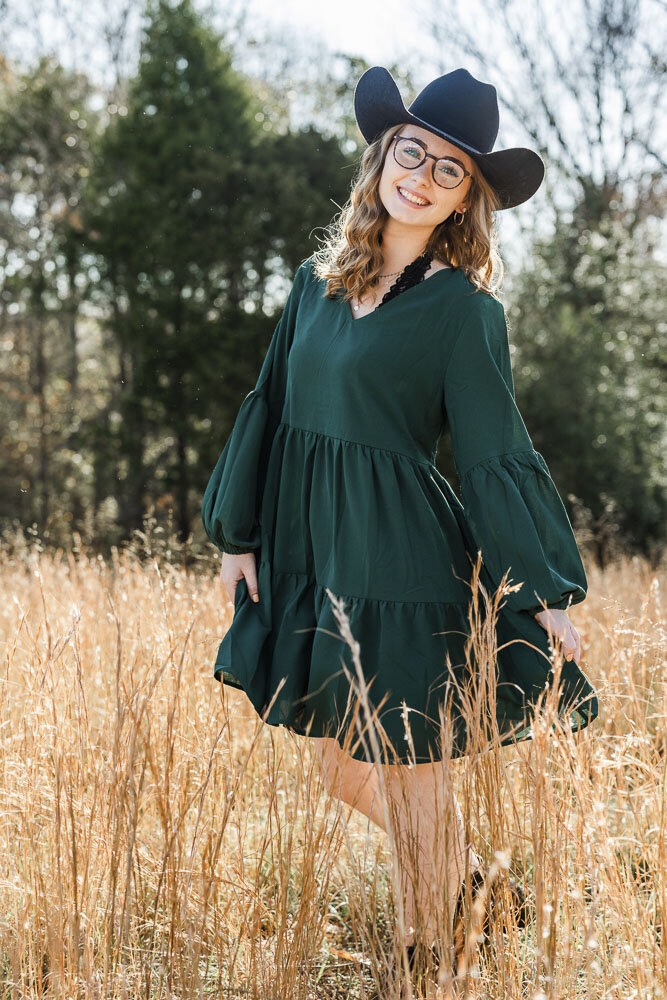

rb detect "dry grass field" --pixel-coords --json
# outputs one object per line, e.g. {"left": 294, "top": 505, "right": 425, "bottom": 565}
{"left": 0, "top": 532, "right": 664, "bottom": 999}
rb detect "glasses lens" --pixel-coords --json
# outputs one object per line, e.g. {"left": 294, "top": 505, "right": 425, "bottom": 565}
{"left": 394, "top": 137, "right": 426, "bottom": 168}
{"left": 434, "top": 158, "right": 465, "bottom": 188}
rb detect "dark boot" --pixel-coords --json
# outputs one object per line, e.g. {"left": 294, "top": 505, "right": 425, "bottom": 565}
{"left": 368, "top": 866, "right": 529, "bottom": 996}
{"left": 452, "top": 865, "right": 529, "bottom": 976}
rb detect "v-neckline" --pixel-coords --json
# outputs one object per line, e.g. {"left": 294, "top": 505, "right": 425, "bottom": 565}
{"left": 345, "top": 266, "right": 455, "bottom": 324}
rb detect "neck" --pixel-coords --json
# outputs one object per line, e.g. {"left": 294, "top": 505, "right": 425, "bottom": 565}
{"left": 378, "top": 218, "right": 434, "bottom": 273}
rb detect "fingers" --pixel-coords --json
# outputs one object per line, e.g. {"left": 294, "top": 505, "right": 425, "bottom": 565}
{"left": 570, "top": 623, "right": 581, "bottom": 663}
{"left": 219, "top": 552, "right": 260, "bottom": 605}
{"left": 564, "top": 622, "right": 581, "bottom": 662}
{"left": 244, "top": 561, "right": 260, "bottom": 603}
{"left": 535, "top": 609, "right": 582, "bottom": 663}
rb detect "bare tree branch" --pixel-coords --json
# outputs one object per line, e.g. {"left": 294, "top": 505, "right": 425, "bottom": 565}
{"left": 412, "top": 0, "right": 665, "bottom": 222}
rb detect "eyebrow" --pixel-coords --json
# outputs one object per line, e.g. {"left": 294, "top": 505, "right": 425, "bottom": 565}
{"left": 397, "top": 132, "right": 468, "bottom": 169}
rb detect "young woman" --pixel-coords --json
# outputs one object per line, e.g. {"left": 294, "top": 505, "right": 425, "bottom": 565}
{"left": 201, "top": 66, "right": 599, "bottom": 986}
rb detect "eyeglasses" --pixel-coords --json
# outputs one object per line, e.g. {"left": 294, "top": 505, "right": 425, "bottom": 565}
{"left": 391, "top": 134, "right": 471, "bottom": 189}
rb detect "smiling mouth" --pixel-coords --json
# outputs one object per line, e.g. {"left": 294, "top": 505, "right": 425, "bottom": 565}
{"left": 397, "top": 185, "right": 431, "bottom": 207}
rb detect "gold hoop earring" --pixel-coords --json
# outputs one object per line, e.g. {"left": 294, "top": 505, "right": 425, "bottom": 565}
{"left": 453, "top": 210, "right": 465, "bottom": 225}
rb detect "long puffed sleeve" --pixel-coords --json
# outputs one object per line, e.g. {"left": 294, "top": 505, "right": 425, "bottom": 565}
{"left": 201, "top": 260, "right": 308, "bottom": 554}
{"left": 443, "top": 295, "right": 587, "bottom": 616}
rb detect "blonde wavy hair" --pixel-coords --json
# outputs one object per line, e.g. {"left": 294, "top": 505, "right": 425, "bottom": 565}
{"left": 310, "top": 123, "right": 504, "bottom": 302}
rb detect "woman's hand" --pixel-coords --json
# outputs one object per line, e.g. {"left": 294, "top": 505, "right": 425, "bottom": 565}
{"left": 533, "top": 608, "right": 581, "bottom": 662}
{"left": 219, "top": 551, "right": 260, "bottom": 605}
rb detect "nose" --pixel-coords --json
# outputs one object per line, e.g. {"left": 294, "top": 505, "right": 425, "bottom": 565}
{"left": 410, "top": 158, "right": 433, "bottom": 185}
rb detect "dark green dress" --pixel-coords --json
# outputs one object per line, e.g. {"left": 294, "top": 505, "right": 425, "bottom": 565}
{"left": 201, "top": 256, "right": 599, "bottom": 763}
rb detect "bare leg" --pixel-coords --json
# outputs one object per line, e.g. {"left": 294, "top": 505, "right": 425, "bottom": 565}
{"left": 312, "top": 735, "right": 388, "bottom": 830}
{"left": 381, "top": 758, "right": 482, "bottom": 945}
{"left": 311, "top": 737, "right": 481, "bottom": 946}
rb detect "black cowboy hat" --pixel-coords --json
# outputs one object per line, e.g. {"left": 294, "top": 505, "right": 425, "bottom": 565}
{"left": 354, "top": 66, "right": 544, "bottom": 210}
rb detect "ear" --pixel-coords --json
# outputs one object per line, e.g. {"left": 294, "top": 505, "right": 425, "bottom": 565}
{"left": 455, "top": 176, "right": 473, "bottom": 213}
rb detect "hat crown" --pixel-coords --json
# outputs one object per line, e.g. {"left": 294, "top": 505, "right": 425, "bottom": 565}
{"left": 408, "top": 69, "right": 499, "bottom": 155}
{"left": 353, "top": 65, "right": 545, "bottom": 210}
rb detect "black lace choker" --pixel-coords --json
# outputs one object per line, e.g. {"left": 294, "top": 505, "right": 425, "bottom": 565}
{"left": 379, "top": 249, "right": 434, "bottom": 306}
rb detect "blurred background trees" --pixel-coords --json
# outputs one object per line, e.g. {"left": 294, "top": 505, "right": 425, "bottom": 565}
{"left": 0, "top": 0, "right": 664, "bottom": 564}
{"left": 421, "top": 0, "right": 666, "bottom": 563}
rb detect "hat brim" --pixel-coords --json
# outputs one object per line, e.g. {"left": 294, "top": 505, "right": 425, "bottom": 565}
{"left": 354, "top": 66, "right": 544, "bottom": 210}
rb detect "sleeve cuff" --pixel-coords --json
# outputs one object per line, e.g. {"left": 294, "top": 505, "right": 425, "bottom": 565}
{"left": 219, "top": 542, "right": 260, "bottom": 555}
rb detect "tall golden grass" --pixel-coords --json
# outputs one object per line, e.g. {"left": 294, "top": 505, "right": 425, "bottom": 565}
{"left": 0, "top": 529, "right": 664, "bottom": 999}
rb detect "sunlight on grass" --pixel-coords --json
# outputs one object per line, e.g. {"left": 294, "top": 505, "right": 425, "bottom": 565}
{"left": 0, "top": 531, "right": 663, "bottom": 998}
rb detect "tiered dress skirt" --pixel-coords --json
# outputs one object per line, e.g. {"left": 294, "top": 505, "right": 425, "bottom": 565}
{"left": 201, "top": 258, "right": 599, "bottom": 763}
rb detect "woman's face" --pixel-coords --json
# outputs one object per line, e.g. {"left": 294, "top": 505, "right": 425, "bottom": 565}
{"left": 378, "top": 123, "right": 475, "bottom": 228}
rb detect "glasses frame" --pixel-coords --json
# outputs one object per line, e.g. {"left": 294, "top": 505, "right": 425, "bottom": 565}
{"left": 391, "top": 133, "right": 472, "bottom": 190}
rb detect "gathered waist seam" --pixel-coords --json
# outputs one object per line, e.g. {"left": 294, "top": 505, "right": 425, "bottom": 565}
{"left": 278, "top": 420, "right": 431, "bottom": 468}
{"left": 272, "top": 568, "right": 468, "bottom": 607}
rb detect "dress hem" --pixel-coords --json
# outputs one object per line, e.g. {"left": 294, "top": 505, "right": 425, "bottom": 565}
{"left": 213, "top": 663, "right": 598, "bottom": 764}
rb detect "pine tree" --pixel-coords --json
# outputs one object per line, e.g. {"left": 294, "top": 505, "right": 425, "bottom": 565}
{"left": 85, "top": 0, "right": 261, "bottom": 539}
{"left": 508, "top": 197, "right": 665, "bottom": 562}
